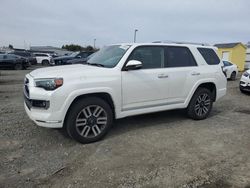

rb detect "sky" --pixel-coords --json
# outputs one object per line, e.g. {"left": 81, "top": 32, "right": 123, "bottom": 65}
{"left": 0, "top": 0, "right": 249, "bottom": 49}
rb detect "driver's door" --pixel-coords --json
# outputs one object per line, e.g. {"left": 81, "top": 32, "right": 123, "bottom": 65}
{"left": 121, "top": 46, "right": 169, "bottom": 111}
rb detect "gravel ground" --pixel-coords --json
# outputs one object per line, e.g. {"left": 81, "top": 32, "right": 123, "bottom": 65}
{"left": 0, "top": 67, "right": 250, "bottom": 188}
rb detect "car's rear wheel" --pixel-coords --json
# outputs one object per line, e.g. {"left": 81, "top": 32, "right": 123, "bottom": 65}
{"left": 14, "top": 63, "right": 23, "bottom": 70}
{"left": 187, "top": 88, "right": 213, "bottom": 120}
{"left": 65, "top": 97, "right": 113, "bottom": 144}
{"left": 230, "top": 71, "right": 236, "bottom": 80}
{"left": 42, "top": 60, "right": 49, "bottom": 66}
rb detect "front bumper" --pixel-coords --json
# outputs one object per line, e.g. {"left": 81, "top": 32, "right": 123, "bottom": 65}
{"left": 24, "top": 103, "right": 63, "bottom": 128}
{"left": 23, "top": 74, "right": 64, "bottom": 128}
{"left": 239, "top": 74, "right": 250, "bottom": 92}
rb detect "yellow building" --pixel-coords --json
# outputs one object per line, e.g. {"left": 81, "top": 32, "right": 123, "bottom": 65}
{"left": 215, "top": 42, "right": 247, "bottom": 71}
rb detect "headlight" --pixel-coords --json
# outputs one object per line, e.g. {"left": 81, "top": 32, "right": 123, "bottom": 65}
{"left": 35, "top": 78, "right": 63, "bottom": 90}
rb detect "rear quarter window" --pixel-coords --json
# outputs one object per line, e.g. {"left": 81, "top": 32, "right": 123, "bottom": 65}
{"left": 197, "top": 48, "right": 220, "bottom": 65}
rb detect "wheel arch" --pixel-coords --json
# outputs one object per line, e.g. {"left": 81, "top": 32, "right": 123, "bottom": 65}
{"left": 196, "top": 82, "right": 217, "bottom": 102}
{"left": 63, "top": 92, "right": 116, "bottom": 128}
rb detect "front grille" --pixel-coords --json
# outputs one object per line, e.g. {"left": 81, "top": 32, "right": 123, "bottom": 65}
{"left": 24, "top": 93, "right": 32, "bottom": 110}
{"left": 24, "top": 77, "right": 29, "bottom": 97}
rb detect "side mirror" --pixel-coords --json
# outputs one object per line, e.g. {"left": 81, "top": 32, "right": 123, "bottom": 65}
{"left": 125, "top": 60, "right": 142, "bottom": 71}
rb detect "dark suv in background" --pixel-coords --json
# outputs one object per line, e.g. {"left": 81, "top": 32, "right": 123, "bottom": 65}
{"left": 9, "top": 51, "right": 37, "bottom": 65}
{"left": 0, "top": 54, "right": 30, "bottom": 70}
{"left": 53, "top": 51, "right": 94, "bottom": 65}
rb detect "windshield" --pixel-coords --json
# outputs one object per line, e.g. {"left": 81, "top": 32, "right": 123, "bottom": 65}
{"left": 69, "top": 52, "right": 79, "bottom": 57}
{"left": 87, "top": 45, "right": 130, "bottom": 68}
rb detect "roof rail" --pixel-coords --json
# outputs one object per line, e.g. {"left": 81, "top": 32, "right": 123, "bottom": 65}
{"left": 152, "top": 40, "right": 210, "bottom": 46}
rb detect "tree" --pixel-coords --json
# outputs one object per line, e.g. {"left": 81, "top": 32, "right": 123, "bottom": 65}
{"left": 8, "top": 44, "right": 13, "bottom": 49}
{"left": 85, "top": 45, "right": 94, "bottom": 52}
{"left": 61, "top": 44, "right": 98, "bottom": 52}
{"left": 61, "top": 44, "right": 83, "bottom": 51}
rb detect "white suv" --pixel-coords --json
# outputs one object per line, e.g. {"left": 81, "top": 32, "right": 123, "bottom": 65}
{"left": 24, "top": 43, "right": 227, "bottom": 143}
{"left": 33, "top": 53, "right": 54, "bottom": 66}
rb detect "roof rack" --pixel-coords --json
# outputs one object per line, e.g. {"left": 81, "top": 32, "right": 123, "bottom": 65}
{"left": 152, "top": 40, "right": 210, "bottom": 46}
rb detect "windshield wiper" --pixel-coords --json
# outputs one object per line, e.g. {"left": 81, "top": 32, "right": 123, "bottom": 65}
{"left": 83, "top": 62, "right": 105, "bottom": 67}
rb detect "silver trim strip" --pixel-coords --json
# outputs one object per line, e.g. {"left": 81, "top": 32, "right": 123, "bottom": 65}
{"left": 122, "top": 100, "right": 184, "bottom": 111}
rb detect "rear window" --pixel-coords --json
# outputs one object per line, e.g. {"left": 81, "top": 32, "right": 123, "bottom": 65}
{"left": 35, "top": 54, "right": 48, "bottom": 57}
{"left": 197, "top": 48, "right": 220, "bottom": 65}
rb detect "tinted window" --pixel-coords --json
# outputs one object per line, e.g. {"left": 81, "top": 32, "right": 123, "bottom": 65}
{"left": 35, "top": 54, "right": 47, "bottom": 57}
{"left": 165, "top": 47, "right": 197, "bottom": 67}
{"left": 7, "top": 54, "right": 15, "bottom": 59}
{"left": 223, "top": 61, "right": 232, "bottom": 66}
{"left": 14, "top": 51, "right": 32, "bottom": 57}
{"left": 128, "top": 46, "right": 164, "bottom": 69}
{"left": 77, "top": 52, "right": 89, "bottom": 58}
{"left": 198, "top": 48, "right": 220, "bottom": 65}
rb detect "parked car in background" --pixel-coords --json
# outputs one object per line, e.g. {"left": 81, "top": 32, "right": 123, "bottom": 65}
{"left": 34, "top": 53, "right": 54, "bottom": 66}
{"left": 222, "top": 61, "right": 238, "bottom": 80}
{"left": 240, "top": 69, "right": 250, "bottom": 93}
{"left": 24, "top": 43, "right": 227, "bottom": 143}
{"left": 0, "top": 54, "right": 30, "bottom": 70}
{"left": 9, "top": 51, "right": 37, "bottom": 65}
{"left": 66, "top": 52, "right": 96, "bottom": 65}
{"left": 53, "top": 51, "right": 94, "bottom": 65}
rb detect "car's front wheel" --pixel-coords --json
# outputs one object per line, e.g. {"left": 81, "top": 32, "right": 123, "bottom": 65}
{"left": 65, "top": 97, "right": 113, "bottom": 144}
{"left": 187, "top": 88, "right": 213, "bottom": 120}
{"left": 230, "top": 71, "right": 237, "bottom": 80}
{"left": 42, "top": 60, "right": 49, "bottom": 66}
{"left": 14, "top": 63, "right": 23, "bottom": 70}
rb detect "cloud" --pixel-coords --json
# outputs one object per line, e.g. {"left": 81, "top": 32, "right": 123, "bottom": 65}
{"left": 0, "top": 0, "right": 249, "bottom": 48}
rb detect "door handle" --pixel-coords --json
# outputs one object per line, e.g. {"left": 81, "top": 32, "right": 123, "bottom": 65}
{"left": 158, "top": 74, "right": 168, "bottom": 78}
{"left": 191, "top": 72, "right": 200, "bottom": 76}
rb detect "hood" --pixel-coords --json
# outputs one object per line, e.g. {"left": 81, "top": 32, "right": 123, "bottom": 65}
{"left": 29, "top": 64, "right": 103, "bottom": 78}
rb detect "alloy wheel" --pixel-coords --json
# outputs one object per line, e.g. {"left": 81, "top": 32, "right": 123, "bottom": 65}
{"left": 75, "top": 105, "right": 108, "bottom": 138}
{"left": 194, "top": 93, "right": 211, "bottom": 117}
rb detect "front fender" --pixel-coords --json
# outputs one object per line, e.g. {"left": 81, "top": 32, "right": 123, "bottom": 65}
{"left": 60, "top": 87, "right": 119, "bottom": 123}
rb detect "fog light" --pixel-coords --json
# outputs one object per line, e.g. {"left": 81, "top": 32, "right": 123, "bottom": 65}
{"left": 32, "top": 100, "right": 50, "bottom": 109}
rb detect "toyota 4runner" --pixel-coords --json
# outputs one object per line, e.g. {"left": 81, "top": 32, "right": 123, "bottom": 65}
{"left": 24, "top": 43, "right": 227, "bottom": 143}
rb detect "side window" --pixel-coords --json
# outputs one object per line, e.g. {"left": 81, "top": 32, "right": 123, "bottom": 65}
{"left": 165, "top": 47, "right": 197, "bottom": 67}
{"left": 128, "top": 46, "right": 164, "bottom": 69}
{"left": 223, "top": 61, "right": 231, "bottom": 66}
{"left": 78, "top": 52, "right": 88, "bottom": 58}
{"left": 6, "top": 55, "right": 15, "bottom": 59}
{"left": 197, "top": 48, "right": 220, "bottom": 65}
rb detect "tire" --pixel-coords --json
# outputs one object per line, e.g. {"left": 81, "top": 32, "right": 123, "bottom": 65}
{"left": 42, "top": 60, "right": 49, "bottom": 66}
{"left": 65, "top": 97, "right": 113, "bottom": 144}
{"left": 187, "top": 88, "right": 213, "bottom": 120}
{"left": 240, "top": 87, "right": 248, "bottom": 94}
{"left": 14, "top": 63, "right": 23, "bottom": 70}
{"left": 230, "top": 71, "right": 236, "bottom": 80}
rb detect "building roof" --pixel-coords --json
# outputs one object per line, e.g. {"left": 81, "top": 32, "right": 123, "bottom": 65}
{"left": 214, "top": 42, "right": 246, "bottom": 49}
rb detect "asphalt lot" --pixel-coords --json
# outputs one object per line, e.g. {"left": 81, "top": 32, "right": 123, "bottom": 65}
{"left": 0, "top": 67, "right": 250, "bottom": 188}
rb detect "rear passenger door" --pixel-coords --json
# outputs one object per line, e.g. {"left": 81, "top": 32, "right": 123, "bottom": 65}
{"left": 163, "top": 46, "right": 200, "bottom": 101}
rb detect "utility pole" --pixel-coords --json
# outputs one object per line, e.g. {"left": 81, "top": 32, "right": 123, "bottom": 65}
{"left": 134, "top": 29, "right": 138, "bottom": 43}
{"left": 94, "top": 39, "right": 96, "bottom": 49}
